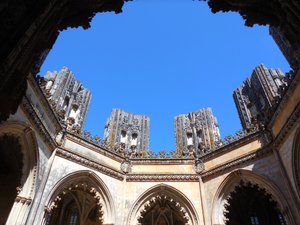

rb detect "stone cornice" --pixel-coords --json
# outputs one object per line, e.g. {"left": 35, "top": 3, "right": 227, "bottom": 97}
{"left": 126, "top": 174, "right": 199, "bottom": 182}
{"left": 21, "top": 96, "right": 57, "bottom": 149}
{"left": 201, "top": 145, "right": 273, "bottom": 181}
{"left": 65, "top": 131, "right": 125, "bottom": 162}
{"left": 27, "top": 74, "right": 62, "bottom": 131}
{"left": 56, "top": 148, "right": 124, "bottom": 181}
{"left": 200, "top": 131, "right": 262, "bottom": 161}
{"left": 273, "top": 102, "right": 300, "bottom": 148}
{"left": 131, "top": 158, "right": 195, "bottom": 165}
{"left": 268, "top": 71, "right": 300, "bottom": 129}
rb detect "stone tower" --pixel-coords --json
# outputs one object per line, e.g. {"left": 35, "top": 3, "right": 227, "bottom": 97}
{"left": 174, "top": 108, "right": 221, "bottom": 157}
{"left": 233, "top": 64, "right": 287, "bottom": 129}
{"left": 103, "top": 109, "right": 150, "bottom": 157}
{"left": 42, "top": 67, "right": 92, "bottom": 131}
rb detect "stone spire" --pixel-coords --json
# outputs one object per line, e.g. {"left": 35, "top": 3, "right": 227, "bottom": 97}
{"left": 233, "top": 64, "right": 287, "bottom": 129}
{"left": 103, "top": 109, "right": 150, "bottom": 157}
{"left": 174, "top": 108, "right": 221, "bottom": 157}
{"left": 42, "top": 67, "right": 92, "bottom": 132}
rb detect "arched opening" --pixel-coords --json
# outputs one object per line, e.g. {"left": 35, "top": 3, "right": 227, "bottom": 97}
{"left": 44, "top": 171, "right": 115, "bottom": 225}
{"left": 224, "top": 181, "right": 287, "bottom": 225}
{"left": 45, "top": 183, "right": 103, "bottom": 225}
{"left": 138, "top": 194, "right": 188, "bottom": 225}
{"left": 0, "top": 122, "right": 38, "bottom": 225}
{"left": 127, "top": 184, "right": 199, "bottom": 225}
{"left": 211, "top": 170, "right": 294, "bottom": 225}
{"left": 0, "top": 135, "right": 23, "bottom": 224}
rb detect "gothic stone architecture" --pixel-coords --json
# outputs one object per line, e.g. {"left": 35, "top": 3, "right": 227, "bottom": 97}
{"left": 1, "top": 0, "right": 300, "bottom": 225}
{"left": 233, "top": 64, "right": 287, "bottom": 130}
{"left": 103, "top": 109, "right": 150, "bottom": 157}
{"left": 42, "top": 67, "right": 92, "bottom": 132}
{"left": 0, "top": 62, "right": 300, "bottom": 225}
{"left": 174, "top": 108, "right": 221, "bottom": 157}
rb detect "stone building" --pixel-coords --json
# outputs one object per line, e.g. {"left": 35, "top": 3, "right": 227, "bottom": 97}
{"left": 103, "top": 109, "right": 150, "bottom": 157}
{"left": 41, "top": 67, "right": 92, "bottom": 132}
{"left": 233, "top": 64, "right": 287, "bottom": 129}
{"left": 174, "top": 108, "right": 221, "bottom": 157}
{"left": 1, "top": 63, "right": 299, "bottom": 225}
{"left": 1, "top": 1, "right": 300, "bottom": 224}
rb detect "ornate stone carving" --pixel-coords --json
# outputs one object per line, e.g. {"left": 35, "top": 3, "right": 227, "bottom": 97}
{"left": 174, "top": 108, "right": 221, "bottom": 157}
{"left": 201, "top": 146, "right": 273, "bottom": 180}
{"left": 193, "top": 159, "right": 205, "bottom": 174}
{"left": 56, "top": 148, "right": 124, "bottom": 180}
{"left": 126, "top": 174, "right": 199, "bottom": 182}
{"left": 41, "top": 67, "right": 92, "bottom": 132}
{"left": 120, "top": 160, "right": 132, "bottom": 174}
{"left": 233, "top": 64, "right": 289, "bottom": 130}
{"left": 104, "top": 109, "right": 150, "bottom": 156}
{"left": 138, "top": 194, "right": 190, "bottom": 224}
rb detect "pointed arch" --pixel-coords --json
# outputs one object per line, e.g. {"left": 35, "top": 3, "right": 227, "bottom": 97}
{"left": 127, "top": 184, "right": 199, "bottom": 225}
{"left": 211, "top": 169, "right": 295, "bottom": 225}
{"left": 0, "top": 121, "right": 39, "bottom": 224}
{"left": 44, "top": 170, "right": 115, "bottom": 225}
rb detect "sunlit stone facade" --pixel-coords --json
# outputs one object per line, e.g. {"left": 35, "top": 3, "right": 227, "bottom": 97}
{"left": 1, "top": 64, "right": 300, "bottom": 225}
{"left": 103, "top": 109, "right": 150, "bottom": 157}
{"left": 233, "top": 64, "right": 287, "bottom": 129}
{"left": 1, "top": 0, "right": 300, "bottom": 224}
{"left": 174, "top": 108, "right": 221, "bottom": 157}
{"left": 42, "top": 67, "right": 92, "bottom": 132}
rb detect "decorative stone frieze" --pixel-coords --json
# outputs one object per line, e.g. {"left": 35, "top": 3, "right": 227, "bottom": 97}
{"left": 201, "top": 146, "right": 273, "bottom": 180}
{"left": 273, "top": 102, "right": 300, "bottom": 148}
{"left": 21, "top": 96, "right": 57, "bottom": 149}
{"left": 126, "top": 174, "right": 199, "bottom": 182}
{"left": 56, "top": 148, "right": 124, "bottom": 180}
{"left": 174, "top": 108, "right": 221, "bottom": 157}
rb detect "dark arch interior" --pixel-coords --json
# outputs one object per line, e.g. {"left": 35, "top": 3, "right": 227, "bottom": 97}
{"left": 0, "top": 135, "right": 23, "bottom": 224}
{"left": 224, "top": 181, "right": 287, "bottom": 225}
{"left": 139, "top": 195, "right": 188, "bottom": 225}
{"left": 46, "top": 189, "right": 103, "bottom": 225}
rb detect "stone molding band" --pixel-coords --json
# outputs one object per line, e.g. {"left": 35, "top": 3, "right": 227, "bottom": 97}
{"left": 273, "top": 102, "right": 300, "bottom": 148}
{"left": 201, "top": 131, "right": 262, "bottom": 161}
{"left": 56, "top": 148, "right": 124, "bottom": 181}
{"left": 268, "top": 72, "right": 300, "bottom": 129}
{"left": 201, "top": 146, "right": 273, "bottom": 180}
{"left": 126, "top": 174, "right": 199, "bottom": 182}
{"left": 21, "top": 96, "right": 57, "bottom": 149}
{"left": 66, "top": 132, "right": 124, "bottom": 162}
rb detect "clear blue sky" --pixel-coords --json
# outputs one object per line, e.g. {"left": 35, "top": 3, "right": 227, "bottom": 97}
{"left": 40, "top": 0, "right": 290, "bottom": 152}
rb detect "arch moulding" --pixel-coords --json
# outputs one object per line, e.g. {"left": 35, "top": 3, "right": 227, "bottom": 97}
{"left": 44, "top": 170, "right": 116, "bottom": 224}
{"left": 0, "top": 121, "right": 39, "bottom": 224}
{"left": 211, "top": 169, "right": 296, "bottom": 225}
{"left": 0, "top": 121, "right": 39, "bottom": 201}
{"left": 127, "top": 183, "right": 200, "bottom": 225}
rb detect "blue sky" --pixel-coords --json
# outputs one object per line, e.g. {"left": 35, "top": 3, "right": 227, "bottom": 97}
{"left": 40, "top": 0, "right": 290, "bottom": 152}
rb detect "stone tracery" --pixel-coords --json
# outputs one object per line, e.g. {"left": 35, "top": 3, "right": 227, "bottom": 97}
{"left": 45, "top": 182, "right": 104, "bottom": 225}
{"left": 137, "top": 194, "right": 190, "bottom": 225}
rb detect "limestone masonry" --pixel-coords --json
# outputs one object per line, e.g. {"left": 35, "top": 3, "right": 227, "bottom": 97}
{"left": 1, "top": 1, "right": 300, "bottom": 224}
